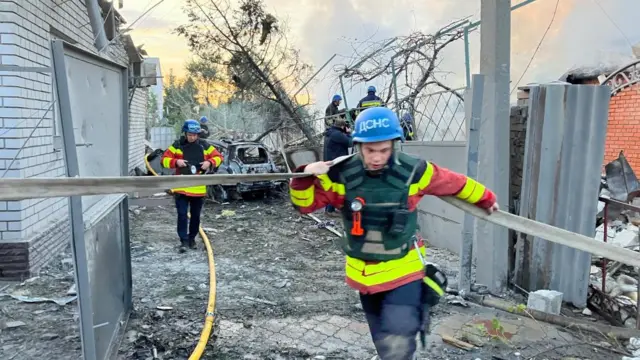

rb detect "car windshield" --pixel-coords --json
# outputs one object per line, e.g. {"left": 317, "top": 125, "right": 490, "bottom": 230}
{"left": 236, "top": 145, "right": 268, "bottom": 164}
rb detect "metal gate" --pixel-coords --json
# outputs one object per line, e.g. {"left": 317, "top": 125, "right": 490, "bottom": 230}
{"left": 51, "top": 40, "right": 132, "bottom": 360}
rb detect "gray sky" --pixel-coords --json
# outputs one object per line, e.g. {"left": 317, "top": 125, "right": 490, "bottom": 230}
{"left": 121, "top": 0, "right": 640, "bottom": 112}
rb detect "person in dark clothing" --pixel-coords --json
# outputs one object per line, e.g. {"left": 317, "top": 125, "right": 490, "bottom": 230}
{"left": 356, "top": 86, "right": 383, "bottom": 115}
{"left": 401, "top": 112, "right": 415, "bottom": 141}
{"left": 199, "top": 116, "right": 210, "bottom": 139}
{"left": 323, "top": 118, "right": 352, "bottom": 216}
{"left": 325, "top": 94, "right": 342, "bottom": 126}
{"left": 161, "top": 119, "right": 223, "bottom": 253}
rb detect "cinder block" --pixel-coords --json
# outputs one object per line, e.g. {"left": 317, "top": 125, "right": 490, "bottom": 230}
{"left": 527, "top": 289, "right": 563, "bottom": 315}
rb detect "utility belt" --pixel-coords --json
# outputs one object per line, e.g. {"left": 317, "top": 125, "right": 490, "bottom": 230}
{"left": 414, "top": 239, "right": 448, "bottom": 349}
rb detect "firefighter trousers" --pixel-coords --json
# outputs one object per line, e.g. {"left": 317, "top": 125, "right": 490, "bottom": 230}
{"left": 174, "top": 193, "right": 204, "bottom": 242}
{"left": 360, "top": 280, "right": 427, "bottom": 360}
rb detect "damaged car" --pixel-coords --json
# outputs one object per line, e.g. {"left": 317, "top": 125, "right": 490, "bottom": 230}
{"left": 204, "top": 138, "right": 287, "bottom": 201}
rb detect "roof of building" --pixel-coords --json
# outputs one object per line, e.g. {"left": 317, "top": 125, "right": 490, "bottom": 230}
{"left": 558, "top": 55, "right": 637, "bottom": 82}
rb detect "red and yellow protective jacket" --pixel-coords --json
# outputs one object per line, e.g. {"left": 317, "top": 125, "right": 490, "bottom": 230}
{"left": 289, "top": 156, "right": 496, "bottom": 294}
{"left": 161, "top": 138, "right": 223, "bottom": 197}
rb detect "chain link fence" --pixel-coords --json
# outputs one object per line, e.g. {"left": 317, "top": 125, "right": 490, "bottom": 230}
{"left": 412, "top": 87, "right": 466, "bottom": 142}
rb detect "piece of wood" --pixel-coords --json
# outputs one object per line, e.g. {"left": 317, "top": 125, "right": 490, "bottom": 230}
{"left": 2, "top": 174, "right": 639, "bottom": 268}
{"left": 440, "top": 334, "right": 475, "bottom": 350}
{"left": 0, "top": 173, "right": 309, "bottom": 200}
{"left": 440, "top": 196, "right": 640, "bottom": 268}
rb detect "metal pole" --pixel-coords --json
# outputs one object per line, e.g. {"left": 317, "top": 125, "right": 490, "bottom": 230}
{"left": 475, "top": 0, "right": 511, "bottom": 293}
{"left": 292, "top": 53, "right": 337, "bottom": 99}
{"left": 51, "top": 40, "right": 98, "bottom": 360}
{"left": 464, "top": 27, "right": 471, "bottom": 88}
{"left": 459, "top": 74, "right": 485, "bottom": 297}
{"left": 391, "top": 59, "right": 400, "bottom": 117}
{"left": 339, "top": 75, "right": 352, "bottom": 125}
{"left": 464, "top": 0, "right": 538, "bottom": 87}
{"left": 121, "top": 67, "right": 133, "bottom": 312}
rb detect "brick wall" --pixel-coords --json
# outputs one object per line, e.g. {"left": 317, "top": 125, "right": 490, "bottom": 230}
{"left": 510, "top": 105, "right": 528, "bottom": 212}
{"left": 129, "top": 87, "right": 148, "bottom": 173}
{"left": 604, "top": 83, "right": 640, "bottom": 171}
{"left": 0, "top": 0, "right": 147, "bottom": 280}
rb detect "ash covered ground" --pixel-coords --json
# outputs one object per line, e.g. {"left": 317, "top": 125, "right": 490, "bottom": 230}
{"left": 0, "top": 194, "right": 626, "bottom": 359}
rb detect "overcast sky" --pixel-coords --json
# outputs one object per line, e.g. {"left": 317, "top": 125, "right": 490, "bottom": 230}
{"left": 119, "top": 0, "right": 640, "bottom": 112}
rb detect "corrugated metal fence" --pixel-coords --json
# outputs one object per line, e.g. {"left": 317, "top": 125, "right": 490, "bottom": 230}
{"left": 514, "top": 84, "right": 611, "bottom": 307}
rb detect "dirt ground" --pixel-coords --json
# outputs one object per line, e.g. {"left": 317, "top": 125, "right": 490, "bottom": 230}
{"left": 0, "top": 193, "right": 632, "bottom": 359}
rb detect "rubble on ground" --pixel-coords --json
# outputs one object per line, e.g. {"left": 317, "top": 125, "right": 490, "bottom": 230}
{"left": 0, "top": 193, "right": 631, "bottom": 359}
{"left": 589, "top": 152, "right": 640, "bottom": 329}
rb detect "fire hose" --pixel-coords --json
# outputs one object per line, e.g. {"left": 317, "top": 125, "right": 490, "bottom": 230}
{"left": 0, "top": 160, "right": 638, "bottom": 281}
{"left": 144, "top": 154, "right": 215, "bottom": 360}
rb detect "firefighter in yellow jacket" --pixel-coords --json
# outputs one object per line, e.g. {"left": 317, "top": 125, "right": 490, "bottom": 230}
{"left": 289, "top": 107, "right": 498, "bottom": 359}
{"left": 162, "top": 119, "right": 223, "bottom": 252}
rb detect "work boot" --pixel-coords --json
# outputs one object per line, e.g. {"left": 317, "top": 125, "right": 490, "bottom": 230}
{"left": 188, "top": 239, "right": 197, "bottom": 249}
{"left": 178, "top": 240, "right": 188, "bottom": 253}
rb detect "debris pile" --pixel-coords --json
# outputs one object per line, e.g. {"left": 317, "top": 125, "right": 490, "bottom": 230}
{"left": 589, "top": 151, "right": 640, "bottom": 328}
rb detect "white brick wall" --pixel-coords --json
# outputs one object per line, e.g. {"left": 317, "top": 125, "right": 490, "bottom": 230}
{"left": 129, "top": 87, "right": 147, "bottom": 173}
{"left": 0, "top": 1, "right": 147, "bottom": 253}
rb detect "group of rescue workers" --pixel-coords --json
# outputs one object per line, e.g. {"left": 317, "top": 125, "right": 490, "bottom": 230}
{"left": 160, "top": 87, "right": 499, "bottom": 359}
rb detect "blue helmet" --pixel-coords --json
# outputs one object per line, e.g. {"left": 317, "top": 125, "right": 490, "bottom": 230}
{"left": 199, "top": 116, "right": 208, "bottom": 123}
{"left": 182, "top": 119, "right": 201, "bottom": 134}
{"left": 401, "top": 113, "right": 412, "bottom": 122}
{"left": 367, "top": 85, "right": 376, "bottom": 93}
{"left": 351, "top": 107, "right": 403, "bottom": 143}
{"left": 332, "top": 94, "right": 342, "bottom": 102}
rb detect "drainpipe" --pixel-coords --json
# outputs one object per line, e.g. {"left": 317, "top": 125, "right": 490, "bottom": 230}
{"left": 85, "top": 0, "right": 108, "bottom": 50}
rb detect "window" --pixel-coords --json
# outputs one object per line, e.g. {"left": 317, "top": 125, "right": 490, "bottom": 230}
{"left": 236, "top": 146, "right": 268, "bottom": 164}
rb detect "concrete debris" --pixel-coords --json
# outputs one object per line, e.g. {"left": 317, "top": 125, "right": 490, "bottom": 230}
{"left": 594, "top": 221, "right": 639, "bottom": 249}
{"left": 627, "top": 337, "right": 640, "bottom": 357}
{"left": 527, "top": 289, "right": 563, "bottom": 315}
{"left": 3, "top": 321, "right": 26, "bottom": 329}
{"left": 40, "top": 333, "right": 59, "bottom": 341}
{"left": 66, "top": 284, "right": 76, "bottom": 296}
{"left": 445, "top": 294, "right": 469, "bottom": 307}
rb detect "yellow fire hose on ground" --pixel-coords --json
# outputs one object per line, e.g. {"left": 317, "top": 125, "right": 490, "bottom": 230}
{"left": 144, "top": 154, "right": 216, "bottom": 360}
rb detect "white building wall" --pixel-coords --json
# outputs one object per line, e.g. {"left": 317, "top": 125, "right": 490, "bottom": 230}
{"left": 0, "top": 0, "right": 147, "bottom": 278}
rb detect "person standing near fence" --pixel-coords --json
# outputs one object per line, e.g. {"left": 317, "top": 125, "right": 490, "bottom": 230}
{"left": 199, "top": 116, "right": 210, "bottom": 139}
{"left": 325, "top": 94, "right": 343, "bottom": 126}
{"left": 289, "top": 107, "right": 498, "bottom": 359}
{"left": 162, "top": 119, "right": 223, "bottom": 253}
{"left": 400, "top": 113, "right": 415, "bottom": 141}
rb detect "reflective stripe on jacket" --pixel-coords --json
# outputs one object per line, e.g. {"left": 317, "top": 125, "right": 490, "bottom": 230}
{"left": 289, "top": 155, "right": 496, "bottom": 294}
{"left": 161, "top": 138, "right": 223, "bottom": 197}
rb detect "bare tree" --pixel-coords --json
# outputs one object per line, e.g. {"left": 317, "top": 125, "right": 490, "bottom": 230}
{"left": 335, "top": 19, "right": 469, "bottom": 117}
{"left": 175, "top": 0, "right": 318, "bottom": 145}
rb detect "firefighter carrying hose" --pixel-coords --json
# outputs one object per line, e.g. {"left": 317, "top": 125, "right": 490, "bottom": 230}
{"left": 162, "top": 119, "right": 223, "bottom": 253}
{"left": 289, "top": 107, "right": 499, "bottom": 359}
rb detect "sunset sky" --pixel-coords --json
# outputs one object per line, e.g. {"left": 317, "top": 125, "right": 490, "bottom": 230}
{"left": 119, "top": 0, "right": 640, "bottom": 111}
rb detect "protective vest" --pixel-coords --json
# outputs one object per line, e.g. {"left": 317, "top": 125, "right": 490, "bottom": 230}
{"left": 339, "top": 152, "right": 420, "bottom": 262}
{"left": 176, "top": 140, "right": 205, "bottom": 175}
{"left": 171, "top": 139, "right": 207, "bottom": 196}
